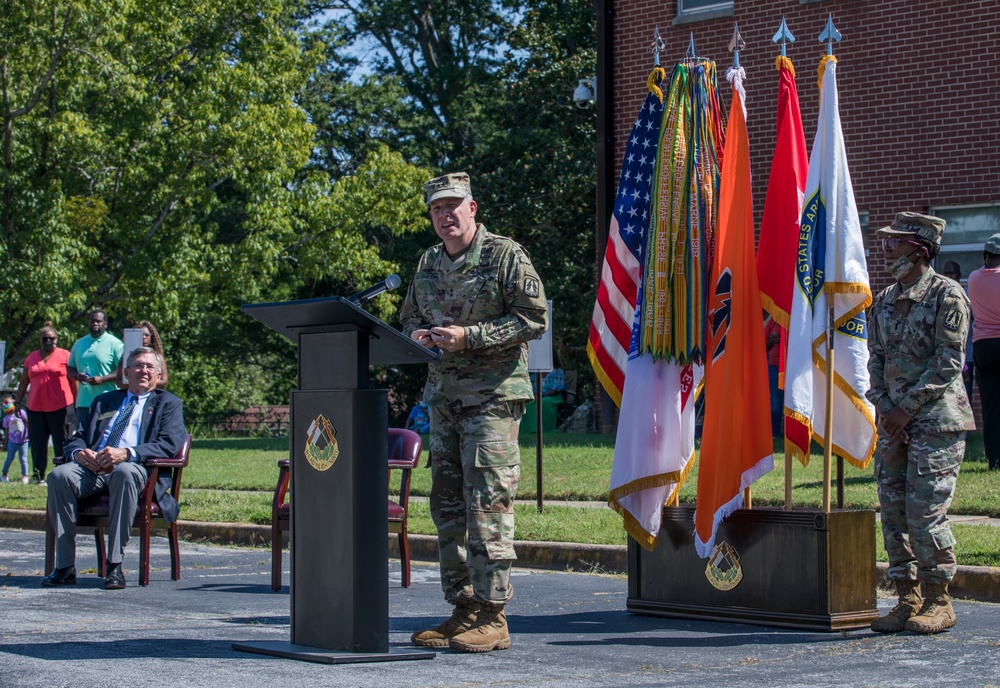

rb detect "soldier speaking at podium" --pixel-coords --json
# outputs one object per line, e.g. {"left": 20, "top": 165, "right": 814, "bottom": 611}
{"left": 400, "top": 172, "right": 548, "bottom": 653}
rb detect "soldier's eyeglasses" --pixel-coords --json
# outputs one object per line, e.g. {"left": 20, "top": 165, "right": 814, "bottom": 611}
{"left": 881, "top": 237, "right": 919, "bottom": 252}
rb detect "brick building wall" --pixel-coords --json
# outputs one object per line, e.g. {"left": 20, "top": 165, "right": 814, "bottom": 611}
{"left": 610, "top": 0, "right": 999, "bottom": 290}
{"left": 605, "top": 0, "right": 1000, "bottom": 430}
{"left": 602, "top": 0, "right": 996, "bottom": 427}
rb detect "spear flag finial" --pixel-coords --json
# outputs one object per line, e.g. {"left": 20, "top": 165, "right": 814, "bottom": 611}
{"left": 818, "top": 13, "right": 842, "bottom": 55}
{"left": 729, "top": 23, "right": 746, "bottom": 69}
{"left": 772, "top": 15, "right": 796, "bottom": 57}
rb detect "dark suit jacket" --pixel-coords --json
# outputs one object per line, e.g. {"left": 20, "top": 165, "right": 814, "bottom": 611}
{"left": 63, "top": 389, "right": 187, "bottom": 523}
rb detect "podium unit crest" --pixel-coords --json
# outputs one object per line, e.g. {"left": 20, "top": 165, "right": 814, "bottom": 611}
{"left": 305, "top": 414, "right": 339, "bottom": 471}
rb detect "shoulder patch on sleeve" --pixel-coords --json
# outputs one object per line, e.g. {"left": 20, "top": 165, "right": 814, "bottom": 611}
{"left": 943, "top": 308, "right": 963, "bottom": 333}
{"left": 524, "top": 276, "right": 540, "bottom": 298}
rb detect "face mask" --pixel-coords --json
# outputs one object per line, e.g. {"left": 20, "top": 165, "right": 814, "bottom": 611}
{"left": 888, "top": 252, "right": 917, "bottom": 281}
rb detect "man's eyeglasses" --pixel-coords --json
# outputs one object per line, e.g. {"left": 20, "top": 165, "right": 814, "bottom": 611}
{"left": 131, "top": 363, "right": 158, "bottom": 373}
{"left": 40, "top": 336, "right": 57, "bottom": 342}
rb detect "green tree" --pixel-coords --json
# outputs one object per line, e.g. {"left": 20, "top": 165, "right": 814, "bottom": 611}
{"left": 307, "top": 0, "right": 599, "bottom": 402}
{"left": 310, "top": 0, "right": 515, "bottom": 167}
{"left": 1, "top": 0, "right": 317, "bottom": 348}
{"left": 468, "top": 0, "right": 597, "bottom": 394}
{"left": 0, "top": 1, "right": 435, "bottom": 419}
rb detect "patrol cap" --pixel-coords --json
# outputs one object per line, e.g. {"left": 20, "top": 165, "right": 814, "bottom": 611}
{"left": 423, "top": 172, "right": 472, "bottom": 205}
{"left": 875, "top": 212, "right": 946, "bottom": 246}
{"left": 985, "top": 232, "right": 1000, "bottom": 255}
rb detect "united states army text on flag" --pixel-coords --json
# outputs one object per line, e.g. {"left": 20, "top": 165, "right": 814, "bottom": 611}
{"left": 783, "top": 56, "right": 876, "bottom": 469}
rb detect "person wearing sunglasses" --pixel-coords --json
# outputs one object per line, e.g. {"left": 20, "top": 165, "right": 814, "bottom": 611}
{"left": 867, "top": 212, "right": 975, "bottom": 636}
{"left": 13, "top": 323, "right": 78, "bottom": 484}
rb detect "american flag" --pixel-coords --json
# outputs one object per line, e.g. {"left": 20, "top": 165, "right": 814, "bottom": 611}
{"left": 587, "top": 89, "right": 663, "bottom": 406}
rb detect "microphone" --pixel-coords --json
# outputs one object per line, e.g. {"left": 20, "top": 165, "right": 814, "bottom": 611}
{"left": 346, "top": 274, "right": 402, "bottom": 305}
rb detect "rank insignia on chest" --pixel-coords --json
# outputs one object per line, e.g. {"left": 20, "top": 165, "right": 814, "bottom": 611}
{"left": 524, "top": 276, "right": 540, "bottom": 298}
{"left": 943, "top": 309, "right": 962, "bottom": 332}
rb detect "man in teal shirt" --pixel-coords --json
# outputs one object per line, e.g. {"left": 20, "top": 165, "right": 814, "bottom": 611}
{"left": 68, "top": 310, "right": 125, "bottom": 412}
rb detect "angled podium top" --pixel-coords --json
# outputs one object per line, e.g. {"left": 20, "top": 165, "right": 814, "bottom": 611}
{"left": 242, "top": 295, "right": 440, "bottom": 367}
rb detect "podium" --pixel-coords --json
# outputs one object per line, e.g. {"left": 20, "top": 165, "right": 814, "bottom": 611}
{"left": 233, "top": 296, "right": 439, "bottom": 663}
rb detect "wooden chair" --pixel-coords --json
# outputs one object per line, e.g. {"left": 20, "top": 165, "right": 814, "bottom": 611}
{"left": 271, "top": 458, "right": 290, "bottom": 591}
{"left": 44, "top": 434, "right": 192, "bottom": 587}
{"left": 271, "top": 427, "right": 423, "bottom": 590}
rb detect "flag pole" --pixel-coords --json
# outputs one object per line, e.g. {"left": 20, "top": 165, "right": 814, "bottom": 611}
{"left": 818, "top": 13, "right": 842, "bottom": 514}
{"left": 773, "top": 15, "right": 796, "bottom": 511}
{"left": 731, "top": 21, "right": 752, "bottom": 512}
{"left": 823, "top": 306, "right": 835, "bottom": 512}
{"left": 535, "top": 371, "right": 544, "bottom": 513}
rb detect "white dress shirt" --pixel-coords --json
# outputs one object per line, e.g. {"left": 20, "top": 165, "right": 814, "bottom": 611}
{"left": 96, "top": 391, "right": 153, "bottom": 460}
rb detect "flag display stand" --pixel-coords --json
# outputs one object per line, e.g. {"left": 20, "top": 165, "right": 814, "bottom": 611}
{"left": 627, "top": 505, "right": 878, "bottom": 631}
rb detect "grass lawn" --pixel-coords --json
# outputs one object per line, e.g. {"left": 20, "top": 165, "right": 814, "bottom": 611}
{"left": 1, "top": 433, "right": 997, "bottom": 567}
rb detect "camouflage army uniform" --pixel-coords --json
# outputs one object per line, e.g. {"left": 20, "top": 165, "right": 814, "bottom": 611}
{"left": 867, "top": 267, "right": 975, "bottom": 584}
{"left": 399, "top": 223, "right": 547, "bottom": 608}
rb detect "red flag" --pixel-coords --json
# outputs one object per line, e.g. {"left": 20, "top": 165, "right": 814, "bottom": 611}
{"left": 757, "top": 56, "right": 809, "bottom": 443}
{"left": 757, "top": 57, "right": 808, "bottom": 328}
{"left": 695, "top": 70, "right": 774, "bottom": 558}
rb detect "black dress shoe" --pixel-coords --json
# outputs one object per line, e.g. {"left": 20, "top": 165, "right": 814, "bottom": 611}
{"left": 41, "top": 566, "right": 77, "bottom": 587}
{"left": 104, "top": 563, "right": 127, "bottom": 590}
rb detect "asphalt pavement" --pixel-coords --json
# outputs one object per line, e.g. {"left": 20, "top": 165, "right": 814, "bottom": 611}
{"left": 1, "top": 527, "right": 998, "bottom": 688}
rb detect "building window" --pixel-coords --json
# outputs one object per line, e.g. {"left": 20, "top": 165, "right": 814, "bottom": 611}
{"left": 678, "top": 0, "right": 733, "bottom": 16}
{"left": 930, "top": 203, "right": 1000, "bottom": 285}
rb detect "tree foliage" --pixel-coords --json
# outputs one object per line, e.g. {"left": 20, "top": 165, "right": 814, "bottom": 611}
{"left": 470, "top": 0, "right": 598, "bottom": 392}
{"left": 310, "top": 0, "right": 599, "bottom": 401}
{"left": 0, "top": 0, "right": 597, "bottom": 422}
{"left": 0, "top": 0, "right": 433, "bottom": 418}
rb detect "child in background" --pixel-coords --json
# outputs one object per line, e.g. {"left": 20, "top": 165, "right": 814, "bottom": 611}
{"left": 405, "top": 392, "right": 430, "bottom": 434}
{"left": 1, "top": 396, "right": 30, "bottom": 484}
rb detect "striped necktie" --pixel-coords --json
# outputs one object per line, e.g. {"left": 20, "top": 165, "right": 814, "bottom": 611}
{"left": 104, "top": 395, "right": 138, "bottom": 449}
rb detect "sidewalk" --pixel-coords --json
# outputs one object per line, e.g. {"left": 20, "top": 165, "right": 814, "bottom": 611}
{"left": 2, "top": 505, "right": 999, "bottom": 603}
{"left": 414, "top": 495, "right": 1000, "bottom": 529}
{"left": 1, "top": 527, "right": 998, "bottom": 688}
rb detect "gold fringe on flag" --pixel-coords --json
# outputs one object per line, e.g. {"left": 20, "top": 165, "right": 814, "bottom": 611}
{"left": 647, "top": 67, "right": 668, "bottom": 103}
{"left": 774, "top": 55, "right": 796, "bottom": 77}
{"left": 817, "top": 54, "right": 838, "bottom": 91}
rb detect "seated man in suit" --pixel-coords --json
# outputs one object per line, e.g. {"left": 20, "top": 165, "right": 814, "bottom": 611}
{"left": 42, "top": 346, "right": 186, "bottom": 590}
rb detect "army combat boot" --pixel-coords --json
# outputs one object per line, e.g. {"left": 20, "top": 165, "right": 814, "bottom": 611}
{"left": 411, "top": 600, "right": 480, "bottom": 647}
{"left": 448, "top": 606, "right": 510, "bottom": 653}
{"left": 905, "top": 582, "right": 956, "bottom": 634}
{"left": 871, "top": 580, "right": 922, "bottom": 633}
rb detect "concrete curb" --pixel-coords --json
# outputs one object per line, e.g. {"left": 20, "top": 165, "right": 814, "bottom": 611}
{"left": 4, "top": 508, "right": 998, "bottom": 602}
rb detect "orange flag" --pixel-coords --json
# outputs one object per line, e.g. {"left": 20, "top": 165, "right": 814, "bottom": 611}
{"left": 695, "top": 68, "right": 774, "bottom": 558}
